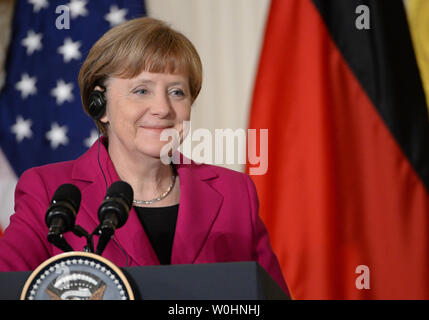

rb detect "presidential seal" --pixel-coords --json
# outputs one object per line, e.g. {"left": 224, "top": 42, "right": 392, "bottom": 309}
{"left": 21, "top": 252, "right": 134, "bottom": 300}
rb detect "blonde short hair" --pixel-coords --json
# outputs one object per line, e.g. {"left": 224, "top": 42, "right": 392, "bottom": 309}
{"left": 78, "top": 17, "right": 203, "bottom": 135}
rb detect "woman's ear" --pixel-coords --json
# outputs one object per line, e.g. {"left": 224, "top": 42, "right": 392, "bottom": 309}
{"left": 99, "top": 113, "right": 109, "bottom": 124}
{"left": 94, "top": 85, "right": 105, "bottom": 92}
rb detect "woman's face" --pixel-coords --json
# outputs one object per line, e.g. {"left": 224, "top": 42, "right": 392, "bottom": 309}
{"left": 100, "top": 70, "right": 192, "bottom": 160}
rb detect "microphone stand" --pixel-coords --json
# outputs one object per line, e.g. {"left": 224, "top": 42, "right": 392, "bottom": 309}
{"left": 71, "top": 225, "right": 95, "bottom": 253}
{"left": 48, "top": 225, "right": 96, "bottom": 254}
{"left": 47, "top": 232, "right": 74, "bottom": 252}
{"left": 48, "top": 224, "right": 112, "bottom": 255}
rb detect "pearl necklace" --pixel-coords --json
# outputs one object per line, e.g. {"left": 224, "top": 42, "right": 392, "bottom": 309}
{"left": 132, "top": 174, "right": 176, "bottom": 205}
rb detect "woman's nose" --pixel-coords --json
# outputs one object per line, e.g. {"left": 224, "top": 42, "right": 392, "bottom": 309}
{"left": 149, "top": 92, "right": 172, "bottom": 118}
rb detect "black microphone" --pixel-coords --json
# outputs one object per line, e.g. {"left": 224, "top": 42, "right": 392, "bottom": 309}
{"left": 45, "top": 183, "right": 81, "bottom": 252}
{"left": 95, "top": 181, "right": 133, "bottom": 255}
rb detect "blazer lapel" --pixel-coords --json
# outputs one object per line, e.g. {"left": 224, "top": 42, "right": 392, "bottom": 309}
{"left": 171, "top": 161, "right": 223, "bottom": 265}
{"left": 72, "top": 138, "right": 159, "bottom": 266}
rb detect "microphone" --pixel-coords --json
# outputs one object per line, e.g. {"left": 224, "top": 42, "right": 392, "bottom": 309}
{"left": 45, "top": 184, "right": 81, "bottom": 252}
{"left": 95, "top": 181, "right": 133, "bottom": 255}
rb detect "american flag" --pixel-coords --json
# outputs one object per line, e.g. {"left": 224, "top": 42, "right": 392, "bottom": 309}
{"left": 0, "top": 0, "right": 146, "bottom": 233}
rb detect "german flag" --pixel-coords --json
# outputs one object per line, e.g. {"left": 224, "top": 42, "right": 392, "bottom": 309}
{"left": 247, "top": 0, "right": 429, "bottom": 299}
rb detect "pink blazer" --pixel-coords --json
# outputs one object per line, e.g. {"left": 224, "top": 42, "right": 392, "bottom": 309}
{"left": 0, "top": 139, "right": 288, "bottom": 294}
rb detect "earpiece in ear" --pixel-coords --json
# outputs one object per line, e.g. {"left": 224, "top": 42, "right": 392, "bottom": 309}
{"left": 88, "top": 90, "right": 106, "bottom": 121}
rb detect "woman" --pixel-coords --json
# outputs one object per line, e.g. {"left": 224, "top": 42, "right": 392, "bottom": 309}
{"left": 0, "top": 17, "right": 288, "bottom": 294}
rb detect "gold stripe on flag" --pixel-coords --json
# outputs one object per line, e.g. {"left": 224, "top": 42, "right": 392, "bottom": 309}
{"left": 405, "top": 0, "right": 429, "bottom": 117}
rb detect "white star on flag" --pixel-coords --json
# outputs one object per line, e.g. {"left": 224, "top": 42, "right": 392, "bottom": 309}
{"left": 11, "top": 116, "right": 33, "bottom": 143}
{"left": 15, "top": 73, "right": 37, "bottom": 99}
{"left": 46, "top": 122, "right": 69, "bottom": 149}
{"left": 67, "top": 0, "right": 88, "bottom": 19}
{"left": 28, "top": 0, "right": 49, "bottom": 12}
{"left": 84, "top": 129, "right": 99, "bottom": 148}
{"left": 51, "top": 79, "right": 74, "bottom": 105}
{"left": 105, "top": 5, "right": 128, "bottom": 27}
{"left": 21, "top": 30, "right": 43, "bottom": 55}
{"left": 58, "top": 37, "right": 81, "bottom": 63}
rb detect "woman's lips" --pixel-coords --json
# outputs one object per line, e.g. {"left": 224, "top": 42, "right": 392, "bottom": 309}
{"left": 140, "top": 126, "right": 174, "bottom": 135}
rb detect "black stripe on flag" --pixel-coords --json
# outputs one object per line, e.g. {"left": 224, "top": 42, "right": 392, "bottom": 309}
{"left": 311, "top": 0, "right": 429, "bottom": 192}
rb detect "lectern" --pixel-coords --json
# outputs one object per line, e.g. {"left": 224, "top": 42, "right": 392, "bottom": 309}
{"left": 0, "top": 261, "right": 289, "bottom": 300}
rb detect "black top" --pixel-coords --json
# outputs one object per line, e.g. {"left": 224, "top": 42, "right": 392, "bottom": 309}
{"left": 134, "top": 204, "right": 179, "bottom": 265}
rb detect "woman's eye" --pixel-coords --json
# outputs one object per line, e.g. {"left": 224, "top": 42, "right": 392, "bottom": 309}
{"left": 170, "top": 89, "right": 185, "bottom": 97}
{"left": 134, "top": 88, "right": 148, "bottom": 95}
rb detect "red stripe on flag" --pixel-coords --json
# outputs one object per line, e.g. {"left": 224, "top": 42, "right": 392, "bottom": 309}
{"left": 247, "top": 0, "right": 429, "bottom": 299}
